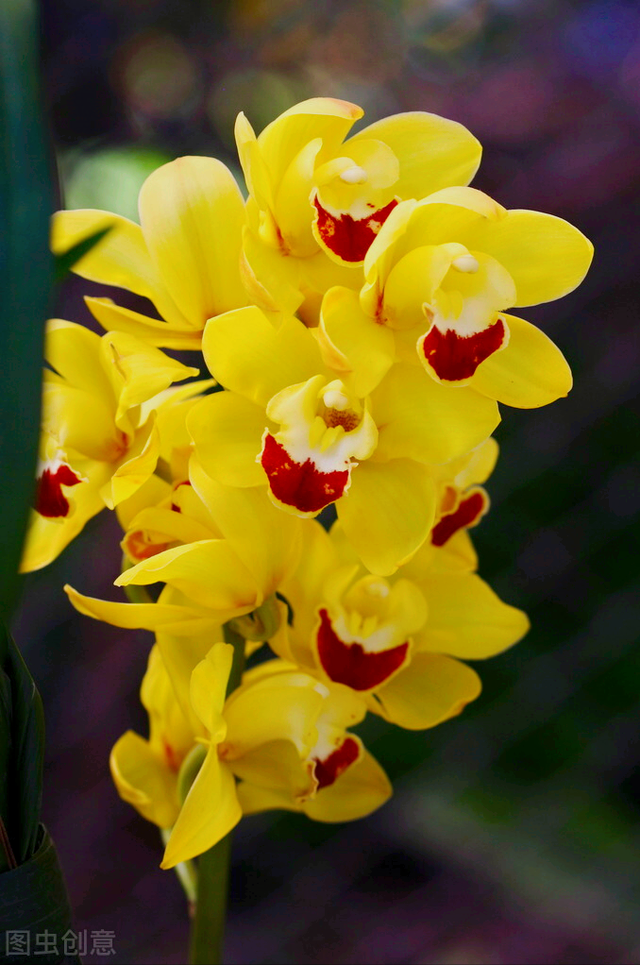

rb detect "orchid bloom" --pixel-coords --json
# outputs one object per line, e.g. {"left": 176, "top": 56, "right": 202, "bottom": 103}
{"left": 21, "top": 320, "right": 198, "bottom": 572}
{"left": 30, "top": 95, "right": 594, "bottom": 891}
{"left": 65, "top": 456, "right": 303, "bottom": 643}
{"left": 359, "top": 187, "right": 593, "bottom": 401}
{"left": 51, "top": 157, "right": 248, "bottom": 348}
{"left": 112, "top": 643, "right": 391, "bottom": 869}
{"left": 270, "top": 519, "right": 528, "bottom": 730}
{"left": 188, "top": 305, "right": 501, "bottom": 574}
{"left": 236, "top": 97, "right": 481, "bottom": 317}
{"left": 428, "top": 437, "right": 498, "bottom": 550}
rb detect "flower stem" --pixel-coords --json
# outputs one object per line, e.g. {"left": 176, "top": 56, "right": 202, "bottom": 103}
{"left": 188, "top": 622, "right": 245, "bottom": 965}
{"left": 189, "top": 831, "right": 232, "bottom": 965}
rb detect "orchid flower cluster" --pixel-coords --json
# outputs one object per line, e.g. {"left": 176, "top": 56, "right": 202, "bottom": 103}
{"left": 23, "top": 99, "right": 592, "bottom": 870}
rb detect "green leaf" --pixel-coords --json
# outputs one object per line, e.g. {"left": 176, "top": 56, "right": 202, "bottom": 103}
{"left": 2, "top": 630, "right": 45, "bottom": 865}
{"left": 0, "top": 825, "right": 80, "bottom": 964}
{"left": 0, "top": 667, "right": 13, "bottom": 872}
{"left": 0, "top": 0, "right": 54, "bottom": 620}
{"left": 53, "top": 225, "right": 112, "bottom": 283}
{"left": 0, "top": 622, "right": 45, "bottom": 868}
{"left": 0, "top": 0, "right": 49, "bottom": 871}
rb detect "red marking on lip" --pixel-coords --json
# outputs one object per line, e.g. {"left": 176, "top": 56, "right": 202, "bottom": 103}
{"left": 35, "top": 463, "right": 82, "bottom": 518}
{"left": 316, "top": 608, "right": 409, "bottom": 691}
{"left": 313, "top": 196, "right": 398, "bottom": 264}
{"left": 419, "top": 317, "right": 507, "bottom": 382}
{"left": 431, "top": 490, "right": 488, "bottom": 547}
{"left": 313, "top": 736, "right": 360, "bottom": 790}
{"left": 260, "top": 433, "right": 349, "bottom": 515}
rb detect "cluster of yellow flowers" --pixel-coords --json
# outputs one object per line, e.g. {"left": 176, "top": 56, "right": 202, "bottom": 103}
{"left": 23, "top": 99, "right": 592, "bottom": 870}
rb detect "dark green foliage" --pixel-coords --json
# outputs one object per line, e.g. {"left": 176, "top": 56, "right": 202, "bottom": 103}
{"left": 0, "top": 0, "right": 53, "bottom": 622}
{"left": 0, "top": 629, "right": 45, "bottom": 868}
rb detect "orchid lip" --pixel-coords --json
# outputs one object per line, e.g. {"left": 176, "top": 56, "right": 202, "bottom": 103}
{"left": 418, "top": 316, "right": 508, "bottom": 383}
{"left": 35, "top": 458, "right": 83, "bottom": 519}
{"left": 313, "top": 194, "right": 398, "bottom": 264}
{"left": 316, "top": 608, "right": 410, "bottom": 691}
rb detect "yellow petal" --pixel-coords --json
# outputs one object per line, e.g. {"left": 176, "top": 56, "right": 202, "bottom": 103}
{"left": 189, "top": 459, "right": 302, "bottom": 596}
{"left": 462, "top": 209, "right": 594, "bottom": 307}
{"left": 240, "top": 226, "right": 305, "bottom": 316}
{"left": 280, "top": 521, "right": 338, "bottom": 643}
{"left": 302, "top": 749, "right": 392, "bottom": 822}
{"left": 414, "top": 573, "right": 530, "bottom": 658}
{"left": 45, "top": 319, "right": 113, "bottom": 399}
{"left": 202, "top": 307, "right": 324, "bottom": 406}
{"left": 374, "top": 652, "right": 481, "bottom": 729}
{"left": 42, "top": 382, "right": 119, "bottom": 462}
{"left": 381, "top": 244, "right": 456, "bottom": 330}
{"left": 235, "top": 112, "right": 275, "bottom": 211}
{"left": 235, "top": 781, "right": 300, "bottom": 816}
{"left": 142, "top": 645, "right": 196, "bottom": 759}
{"left": 116, "top": 473, "right": 171, "bottom": 532}
{"left": 114, "top": 539, "right": 261, "bottom": 612}
{"left": 153, "top": 380, "right": 216, "bottom": 462}
{"left": 470, "top": 313, "right": 573, "bottom": 408}
{"left": 190, "top": 643, "right": 233, "bottom": 737}
{"left": 86, "top": 297, "right": 202, "bottom": 349}
{"left": 318, "top": 287, "right": 395, "bottom": 396}
{"left": 274, "top": 137, "right": 322, "bottom": 256}
{"left": 155, "top": 623, "right": 224, "bottom": 731}
{"left": 110, "top": 731, "right": 180, "bottom": 829}
{"left": 400, "top": 527, "right": 478, "bottom": 579}
{"left": 51, "top": 209, "right": 158, "bottom": 303}
{"left": 337, "top": 459, "right": 436, "bottom": 576}
{"left": 298, "top": 246, "right": 362, "bottom": 307}
{"left": 257, "top": 98, "right": 363, "bottom": 184}
{"left": 161, "top": 754, "right": 241, "bottom": 868}
{"left": 223, "top": 671, "right": 326, "bottom": 759}
{"left": 124, "top": 505, "right": 212, "bottom": 550}
{"left": 265, "top": 605, "right": 315, "bottom": 669}
{"left": 364, "top": 188, "right": 505, "bottom": 300}
{"left": 188, "top": 392, "right": 267, "bottom": 488}
{"left": 453, "top": 437, "right": 499, "bottom": 490}
{"left": 371, "top": 363, "right": 500, "bottom": 464}
{"left": 349, "top": 111, "right": 481, "bottom": 198}
{"left": 100, "top": 332, "right": 198, "bottom": 425}
{"left": 229, "top": 739, "right": 315, "bottom": 801}
{"left": 65, "top": 584, "right": 214, "bottom": 632}
{"left": 362, "top": 200, "right": 416, "bottom": 300}
{"left": 105, "top": 419, "right": 161, "bottom": 509}
{"left": 138, "top": 157, "right": 247, "bottom": 330}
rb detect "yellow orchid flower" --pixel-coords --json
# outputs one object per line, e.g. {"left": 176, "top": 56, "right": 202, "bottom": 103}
{"left": 113, "top": 643, "right": 390, "bottom": 868}
{"left": 269, "top": 519, "right": 528, "bottom": 731}
{"left": 358, "top": 186, "right": 593, "bottom": 404}
{"left": 21, "top": 320, "right": 199, "bottom": 572}
{"left": 428, "top": 437, "right": 498, "bottom": 551}
{"left": 236, "top": 97, "right": 481, "bottom": 316}
{"left": 111, "top": 645, "right": 195, "bottom": 830}
{"left": 65, "top": 455, "right": 303, "bottom": 643}
{"left": 188, "top": 305, "right": 500, "bottom": 575}
{"left": 51, "top": 156, "right": 249, "bottom": 348}
{"left": 115, "top": 379, "right": 217, "bottom": 563}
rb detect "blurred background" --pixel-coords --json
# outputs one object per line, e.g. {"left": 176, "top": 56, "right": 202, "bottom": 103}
{"left": 12, "top": 0, "right": 640, "bottom": 961}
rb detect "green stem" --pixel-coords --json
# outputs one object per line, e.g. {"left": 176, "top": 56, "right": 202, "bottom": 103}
{"left": 188, "top": 622, "right": 245, "bottom": 965}
{"left": 189, "top": 832, "right": 232, "bottom": 965}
